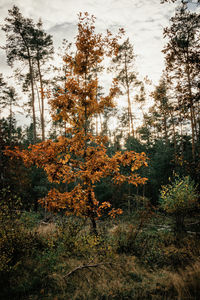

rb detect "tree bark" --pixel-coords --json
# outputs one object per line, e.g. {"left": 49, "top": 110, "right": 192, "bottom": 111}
{"left": 37, "top": 59, "right": 45, "bottom": 141}
{"left": 124, "top": 51, "right": 134, "bottom": 137}
{"left": 28, "top": 56, "right": 37, "bottom": 143}
{"left": 185, "top": 50, "right": 196, "bottom": 161}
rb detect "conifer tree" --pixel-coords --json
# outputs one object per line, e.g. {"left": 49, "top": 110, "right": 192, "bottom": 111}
{"left": 32, "top": 19, "right": 54, "bottom": 141}
{"left": 163, "top": 5, "right": 200, "bottom": 161}
{"left": 2, "top": 6, "right": 37, "bottom": 142}
{"left": 2, "top": 6, "right": 54, "bottom": 142}
{"left": 111, "top": 38, "right": 139, "bottom": 137}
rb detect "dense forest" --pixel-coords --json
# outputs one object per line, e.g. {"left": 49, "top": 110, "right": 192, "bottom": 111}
{"left": 0, "top": 0, "right": 200, "bottom": 299}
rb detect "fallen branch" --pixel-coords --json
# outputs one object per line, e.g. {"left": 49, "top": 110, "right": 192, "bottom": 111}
{"left": 186, "top": 221, "right": 200, "bottom": 226}
{"left": 65, "top": 262, "right": 111, "bottom": 278}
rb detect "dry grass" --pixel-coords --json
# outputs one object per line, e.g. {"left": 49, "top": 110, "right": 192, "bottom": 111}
{"left": 36, "top": 222, "right": 57, "bottom": 235}
{"left": 168, "top": 260, "right": 200, "bottom": 300}
{"left": 34, "top": 217, "right": 200, "bottom": 299}
{"left": 3, "top": 212, "right": 198, "bottom": 300}
{"left": 45, "top": 254, "right": 174, "bottom": 299}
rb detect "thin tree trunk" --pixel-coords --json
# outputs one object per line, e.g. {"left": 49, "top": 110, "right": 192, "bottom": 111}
{"left": 28, "top": 57, "right": 37, "bottom": 143}
{"left": 84, "top": 61, "right": 97, "bottom": 234}
{"left": 99, "top": 113, "right": 103, "bottom": 134}
{"left": 90, "top": 215, "right": 98, "bottom": 235}
{"left": 185, "top": 51, "right": 196, "bottom": 161}
{"left": 124, "top": 51, "right": 134, "bottom": 137}
{"left": 35, "top": 80, "right": 42, "bottom": 118}
{"left": 19, "top": 32, "right": 37, "bottom": 142}
{"left": 9, "top": 101, "right": 12, "bottom": 140}
{"left": 37, "top": 59, "right": 45, "bottom": 141}
{"left": 163, "top": 112, "right": 168, "bottom": 144}
{"left": 96, "top": 114, "right": 98, "bottom": 135}
{"left": 169, "top": 109, "right": 177, "bottom": 161}
{"left": 175, "top": 213, "right": 185, "bottom": 234}
{"left": 127, "top": 89, "right": 134, "bottom": 136}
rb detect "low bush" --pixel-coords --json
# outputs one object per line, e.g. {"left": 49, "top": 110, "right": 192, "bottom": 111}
{"left": 160, "top": 175, "right": 199, "bottom": 233}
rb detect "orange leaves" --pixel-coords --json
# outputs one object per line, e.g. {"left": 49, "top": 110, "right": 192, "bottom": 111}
{"left": 96, "top": 202, "right": 123, "bottom": 219}
{"left": 7, "top": 126, "right": 148, "bottom": 219}
{"left": 99, "top": 201, "right": 111, "bottom": 209}
{"left": 75, "top": 13, "right": 104, "bottom": 70}
{"left": 96, "top": 202, "right": 111, "bottom": 217}
{"left": 47, "top": 13, "right": 124, "bottom": 130}
{"left": 4, "top": 13, "right": 149, "bottom": 224}
{"left": 108, "top": 151, "right": 148, "bottom": 186}
{"left": 59, "top": 154, "right": 70, "bottom": 164}
{"left": 108, "top": 208, "right": 123, "bottom": 218}
{"left": 4, "top": 146, "right": 23, "bottom": 160}
{"left": 39, "top": 184, "right": 99, "bottom": 217}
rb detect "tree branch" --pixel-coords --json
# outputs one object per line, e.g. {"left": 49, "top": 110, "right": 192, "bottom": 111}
{"left": 65, "top": 262, "right": 111, "bottom": 278}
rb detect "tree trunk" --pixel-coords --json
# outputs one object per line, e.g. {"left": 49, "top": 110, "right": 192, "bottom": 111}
{"left": 169, "top": 109, "right": 177, "bottom": 162}
{"left": 90, "top": 216, "right": 98, "bottom": 236}
{"left": 163, "top": 112, "right": 168, "bottom": 144}
{"left": 37, "top": 59, "right": 45, "bottom": 141}
{"left": 9, "top": 101, "right": 12, "bottom": 140}
{"left": 124, "top": 52, "right": 134, "bottom": 137}
{"left": 28, "top": 56, "right": 37, "bottom": 143}
{"left": 127, "top": 88, "right": 134, "bottom": 137}
{"left": 185, "top": 51, "right": 196, "bottom": 161}
{"left": 174, "top": 213, "right": 185, "bottom": 234}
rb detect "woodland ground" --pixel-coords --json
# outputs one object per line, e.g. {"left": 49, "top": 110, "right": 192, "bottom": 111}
{"left": 0, "top": 207, "right": 200, "bottom": 300}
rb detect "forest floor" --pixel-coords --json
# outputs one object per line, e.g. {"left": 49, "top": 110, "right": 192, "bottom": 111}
{"left": 0, "top": 209, "right": 200, "bottom": 299}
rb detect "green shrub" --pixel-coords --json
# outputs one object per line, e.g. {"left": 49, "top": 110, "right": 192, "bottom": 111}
{"left": 160, "top": 175, "right": 199, "bottom": 233}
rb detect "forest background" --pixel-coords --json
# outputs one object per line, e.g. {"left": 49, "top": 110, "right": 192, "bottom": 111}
{"left": 0, "top": 0, "right": 200, "bottom": 299}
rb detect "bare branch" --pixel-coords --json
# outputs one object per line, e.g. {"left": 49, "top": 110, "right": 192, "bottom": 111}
{"left": 65, "top": 262, "right": 111, "bottom": 278}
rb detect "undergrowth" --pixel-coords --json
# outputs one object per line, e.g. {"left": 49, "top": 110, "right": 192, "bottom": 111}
{"left": 0, "top": 210, "right": 199, "bottom": 299}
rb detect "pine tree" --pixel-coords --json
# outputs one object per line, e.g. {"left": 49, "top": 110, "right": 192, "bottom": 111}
{"left": 2, "top": 6, "right": 37, "bottom": 142}
{"left": 2, "top": 6, "right": 54, "bottom": 142}
{"left": 111, "top": 38, "right": 139, "bottom": 137}
{"left": 32, "top": 19, "right": 54, "bottom": 141}
{"left": 163, "top": 5, "right": 200, "bottom": 161}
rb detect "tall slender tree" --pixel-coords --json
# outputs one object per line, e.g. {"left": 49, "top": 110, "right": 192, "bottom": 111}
{"left": 2, "top": 6, "right": 37, "bottom": 142}
{"left": 163, "top": 5, "right": 200, "bottom": 161}
{"left": 32, "top": 19, "right": 54, "bottom": 141}
{"left": 111, "top": 38, "right": 139, "bottom": 137}
{"left": 151, "top": 77, "right": 172, "bottom": 144}
{"left": 2, "top": 6, "right": 54, "bottom": 142}
{"left": 0, "top": 74, "right": 7, "bottom": 118}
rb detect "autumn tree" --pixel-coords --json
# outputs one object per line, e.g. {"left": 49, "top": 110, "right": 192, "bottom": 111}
{"left": 7, "top": 13, "right": 148, "bottom": 233}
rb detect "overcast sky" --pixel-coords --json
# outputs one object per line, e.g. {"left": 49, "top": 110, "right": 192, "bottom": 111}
{"left": 0, "top": 0, "right": 199, "bottom": 128}
{"left": 0, "top": 0, "right": 182, "bottom": 84}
